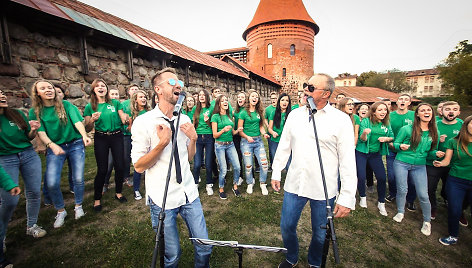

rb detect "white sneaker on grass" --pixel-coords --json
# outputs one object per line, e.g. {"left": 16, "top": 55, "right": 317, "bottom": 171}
{"left": 246, "top": 184, "right": 254, "bottom": 194}
{"left": 206, "top": 184, "right": 214, "bottom": 196}
{"left": 393, "top": 213, "right": 404, "bottom": 223}
{"left": 237, "top": 177, "right": 243, "bottom": 186}
{"left": 359, "top": 197, "right": 367, "bottom": 208}
{"left": 378, "top": 202, "right": 388, "bottom": 216}
{"left": 26, "top": 224, "right": 47, "bottom": 238}
{"left": 54, "top": 210, "right": 67, "bottom": 228}
{"left": 74, "top": 205, "right": 85, "bottom": 220}
{"left": 421, "top": 221, "right": 431, "bottom": 236}
{"left": 260, "top": 183, "right": 268, "bottom": 195}
{"left": 134, "top": 191, "right": 143, "bottom": 200}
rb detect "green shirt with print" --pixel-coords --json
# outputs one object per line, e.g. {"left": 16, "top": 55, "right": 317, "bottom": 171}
{"left": 447, "top": 138, "right": 472, "bottom": 181}
{"left": 354, "top": 114, "right": 361, "bottom": 126}
{"left": 84, "top": 99, "right": 123, "bottom": 132}
{"left": 29, "top": 100, "right": 83, "bottom": 144}
{"left": 211, "top": 114, "right": 234, "bottom": 142}
{"left": 192, "top": 106, "right": 213, "bottom": 135}
{"left": 264, "top": 105, "right": 276, "bottom": 121}
{"left": 356, "top": 118, "right": 393, "bottom": 154}
{"left": 233, "top": 107, "right": 245, "bottom": 130}
{"left": 121, "top": 99, "right": 132, "bottom": 136}
{"left": 393, "top": 125, "right": 437, "bottom": 165}
{"left": 390, "top": 110, "right": 414, "bottom": 137}
{"left": 239, "top": 110, "right": 261, "bottom": 137}
{"left": 0, "top": 110, "right": 32, "bottom": 155}
{"left": 268, "top": 111, "right": 286, "bottom": 143}
{"left": 426, "top": 120, "right": 462, "bottom": 166}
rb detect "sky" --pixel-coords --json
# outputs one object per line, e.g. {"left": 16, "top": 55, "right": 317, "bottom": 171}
{"left": 78, "top": 0, "right": 472, "bottom": 77}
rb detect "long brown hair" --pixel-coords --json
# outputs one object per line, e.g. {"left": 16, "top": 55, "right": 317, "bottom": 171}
{"left": 193, "top": 89, "right": 211, "bottom": 129}
{"left": 130, "top": 90, "right": 150, "bottom": 119}
{"left": 212, "top": 94, "right": 229, "bottom": 116}
{"left": 410, "top": 103, "right": 438, "bottom": 151}
{"left": 31, "top": 80, "right": 67, "bottom": 124}
{"left": 235, "top": 91, "right": 247, "bottom": 114}
{"left": 455, "top": 115, "right": 472, "bottom": 158}
{"left": 245, "top": 89, "right": 264, "bottom": 128}
{"left": 90, "top": 79, "right": 110, "bottom": 111}
{"left": 338, "top": 97, "right": 355, "bottom": 127}
{"left": 0, "top": 90, "right": 28, "bottom": 131}
{"left": 368, "top": 101, "right": 390, "bottom": 126}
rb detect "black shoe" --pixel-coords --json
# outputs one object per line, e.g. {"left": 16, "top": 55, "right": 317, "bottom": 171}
{"left": 0, "top": 259, "right": 12, "bottom": 268}
{"left": 385, "top": 194, "right": 396, "bottom": 203}
{"left": 407, "top": 202, "right": 416, "bottom": 212}
{"left": 278, "top": 259, "right": 297, "bottom": 268}
{"left": 93, "top": 204, "right": 102, "bottom": 212}
{"left": 219, "top": 192, "right": 227, "bottom": 200}
{"left": 232, "top": 188, "right": 241, "bottom": 197}
{"left": 115, "top": 195, "right": 128, "bottom": 203}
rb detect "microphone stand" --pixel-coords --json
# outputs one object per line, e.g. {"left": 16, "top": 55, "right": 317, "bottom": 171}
{"left": 151, "top": 109, "right": 183, "bottom": 268}
{"left": 308, "top": 107, "right": 340, "bottom": 267}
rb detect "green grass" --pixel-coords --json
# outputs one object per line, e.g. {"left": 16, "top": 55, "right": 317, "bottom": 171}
{"left": 5, "top": 146, "right": 472, "bottom": 267}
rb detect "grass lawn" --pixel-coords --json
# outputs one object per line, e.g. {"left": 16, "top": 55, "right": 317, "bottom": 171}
{"left": 5, "top": 146, "right": 472, "bottom": 267}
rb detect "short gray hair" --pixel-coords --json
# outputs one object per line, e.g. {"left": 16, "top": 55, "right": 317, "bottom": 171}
{"left": 316, "top": 73, "right": 335, "bottom": 94}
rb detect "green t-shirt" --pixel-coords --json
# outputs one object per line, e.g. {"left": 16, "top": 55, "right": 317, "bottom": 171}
{"left": 121, "top": 99, "right": 132, "bottom": 136}
{"left": 390, "top": 110, "right": 414, "bottom": 137}
{"left": 268, "top": 111, "right": 286, "bottom": 143}
{"left": 233, "top": 107, "right": 245, "bottom": 130}
{"left": 354, "top": 114, "right": 361, "bottom": 126}
{"left": 0, "top": 164, "right": 18, "bottom": 192}
{"left": 368, "top": 122, "right": 391, "bottom": 153}
{"left": 447, "top": 138, "right": 472, "bottom": 181}
{"left": 210, "top": 114, "right": 234, "bottom": 142}
{"left": 29, "top": 100, "right": 83, "bottom": 144}
{"left": 427, "top": 120, "right": 462, "bottom": 166}
{"left": 0, "top": 110, "right": 32, "bottom": 155}
{"left": 84, "top": 99, "right": 123, "bottom": 132}
{"left": 239, "top": 110, "right": 261, "bottom": 137}
{"left": 291, "top": 104, "right": 299, "bottom": 110}
{"left": 393, "top": 125, "right": 437, "bottom": 165}
{"left": 264, "top": 105, "right": 276, "bottom": 121}
{"left": 193, "top": 106, "right": 213, "bottom": 134}
{"left": 357, "top": 119, "right": 393, "bottom": 154}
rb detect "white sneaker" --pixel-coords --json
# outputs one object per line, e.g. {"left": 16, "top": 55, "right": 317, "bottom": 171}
{"left": 421, "top": 221, "right": 431, "bottom": 236}
{"left": 359, "top": 197, "right": 367, "bottom": 208}
{"left": 237, "top": 177, "right": 243, "bottom": 186}
{"left": 206, "top": 184, "right": 214, "bottom": 196}
{"left": 134, "top": 191, "right": 143, "bottom": 200}
{"left": 26, "top": 224, "right": 47, "bottom": 238}
{"left": 260, "top": 183, "right": 268, "bottom": 195}
{"left": 247, "top": 184, "right": 254, "bottom": 194}
{"left": 74, "top": 205, "right": 85, "bottom": 220}
{"left": 378, "top": 202, "right": 388, "bottom": 216}
{"left": 54, "top": 210, "right": 67, "bottom": 228}
{"left": 393, "top": 213, "right": 404, "bottom": 223}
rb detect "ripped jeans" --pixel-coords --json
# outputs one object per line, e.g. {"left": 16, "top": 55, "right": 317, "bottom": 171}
{"left": 240, "top": 137, "right": 268, "bottom": 184}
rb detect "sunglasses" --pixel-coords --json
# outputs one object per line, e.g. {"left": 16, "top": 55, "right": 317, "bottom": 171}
{"left": 302, "top": 83, "right": 325, "bottom": 92}
{"left": 158, "top": 78, "right": 184, "bottom": 88}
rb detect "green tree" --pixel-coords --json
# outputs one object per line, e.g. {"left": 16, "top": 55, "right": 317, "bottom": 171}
{"left": 360, "top": 69, "right": 412, "bottom": 93}
{"left": 357, "top": 71, "right": 378, "bottom": 86}
{"left": 437, "top": 40, "right": 472, "bottom": 105}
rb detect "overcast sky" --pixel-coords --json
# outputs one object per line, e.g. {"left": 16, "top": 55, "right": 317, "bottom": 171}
{"left": 78, "top": 0, "right": 472, "bottom": 77}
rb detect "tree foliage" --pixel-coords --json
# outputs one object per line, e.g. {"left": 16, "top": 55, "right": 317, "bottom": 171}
{"left": 437, "top": 40, "right": 472, "bottom": 105}
{"left": 358, "top": 69, "right": 413, "bottom": 93}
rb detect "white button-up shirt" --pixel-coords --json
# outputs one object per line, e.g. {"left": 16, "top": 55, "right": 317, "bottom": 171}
{"left": 271, "top": 104, "right": 357, "bottom": 209}
{"left": 131, "top": 106, "right": 198, "bottom": 209}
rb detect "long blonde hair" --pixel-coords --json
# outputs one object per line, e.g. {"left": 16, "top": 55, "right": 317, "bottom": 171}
{"left": 31, "top": 80, "right": 67, "bottom": 124}
{"left": 130, "top": 90, "right": 150, "bottom": 119}
{"left": 455, "top": 115, "right": 472, "bottom": 158}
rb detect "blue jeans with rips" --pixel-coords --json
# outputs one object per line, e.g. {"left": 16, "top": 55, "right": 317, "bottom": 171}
{"left": 394, "top": 160, "right": 431, "bottom": 221}
{"left": 149, "top": 197, "right": 212, "bottom": 268}
{"left": 240, "top": 137, "right": 268, "bottom": 184}
{"left": 45, "top": 139, "right": 85, "bottom": 209}
{"left": 193, "top": 134, "right": 215, "bottom": 185}
{"left": 280, "top": 191, "right": 335, "bottom": 267}
{"left": 214, "top": 142, "right": 241, "bottom": 188}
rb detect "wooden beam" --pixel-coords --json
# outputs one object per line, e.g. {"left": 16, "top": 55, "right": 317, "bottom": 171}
{"left": 79, "top": 36, "right": 89, "bottom": 75}
{"left": 185, "top": 65, "right": 189, "bottom": 86}
{"left": 0, "top": 13, "right": 12, "bottom": 64}
{"left": 127, "top": 49, "right": 134, "bottom": 80}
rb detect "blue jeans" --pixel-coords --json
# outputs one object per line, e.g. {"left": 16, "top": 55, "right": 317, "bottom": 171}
{"left": 123, "top": 135, "right": 132, "bottom": 178}
{"left": 149, "top": 197, "right": 212, "bottom": 268}
{"left": 43, "top": 155, "right": 76, "bottom": 203}
{"left": 214, "top": 142, "right": 241, "bottom": 188}
{"left": 268, "top": 140, "right": 291, "bottom": 171}
{"left": 45, "top": 139, "right": 85, "bottom": 209}
{"left": 387, "top": 152, "right": 417, "bottom": 202}
{"left": 445, "top": 175, "right": 472, "bottom": 237}
{"left": 393, "top": 160, "right": 431, "bottom": 221}
{"left": 355, "top": 151, "right": 387, "bottom": 202}
{"left": 280, "top": 192, "right": 335, "bottom": 266}
{"left": 240, "top": 137, "right": 268, "bottom": 184}
{"left": 193, "top": 134, "right": 215, "bottom": 185}
{"left": 133, "top": 171, "right": 142, "bottom": 192}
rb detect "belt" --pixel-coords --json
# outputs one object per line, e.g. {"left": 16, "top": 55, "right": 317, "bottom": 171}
{"left": 215, "top": 141, "right": 232, "bottom": 145}
{"left": 95, "top": 130, "right": 122, "bottom": 136}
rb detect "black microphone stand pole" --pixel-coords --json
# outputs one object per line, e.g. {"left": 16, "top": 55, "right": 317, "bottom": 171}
{"left": 308, "top": 108, "right": 340, "bottom": 267}
{"left": 151, "top": 110, "right": 183, "bottom": 268}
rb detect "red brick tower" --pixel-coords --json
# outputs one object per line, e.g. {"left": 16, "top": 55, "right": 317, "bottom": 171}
{"left": 243, "top": 0, "right": 319, "bottom": 94}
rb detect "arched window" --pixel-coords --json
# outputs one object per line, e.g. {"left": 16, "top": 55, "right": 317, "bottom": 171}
{"left": 282, "top": 68, "right": 286, "bottom": 77}
{"left": 290, "top": 44, "right": 295, "bottom": 56}
{"left": 267, "top": 44, "right": 272, "bottom": 59}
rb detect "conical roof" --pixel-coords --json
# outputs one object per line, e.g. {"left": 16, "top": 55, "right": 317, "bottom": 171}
{"left": 243, "top": 0, "right": 319, "bottom": 40}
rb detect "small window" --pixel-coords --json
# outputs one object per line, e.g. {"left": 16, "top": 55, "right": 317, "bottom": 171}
{"left": 267, "top": 44, "right": 272, "bottom": 59}
{"left": 425, "top": 77, "right": 429, "bottom": 83}
{"left": 282, "top": 68, "right": 286, "bottom": 77}
{"left": 290, "top": 44, "right": 295, "bottom": 56}
{"left": 344, "top": 81, "right": 347, "bottom": 86}
{"left": 430, "top": 76, "right": 435, "bottom": 82}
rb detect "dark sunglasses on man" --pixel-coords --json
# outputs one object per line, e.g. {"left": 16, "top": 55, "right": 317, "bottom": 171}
{"left": 302, "top": 82, "right": 323, "bottom": 92}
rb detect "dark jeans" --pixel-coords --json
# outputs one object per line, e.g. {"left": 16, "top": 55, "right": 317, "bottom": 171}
{"left": 356, "top": 151, "right": 387, "bottom": 202}
{"left": 445, "top": 175, "right": 472, "bottom": 237}
{"left": 193, "top": 134, "right": 215, "bottom": 185}
{"left": 427, "top": 165, "right": 450, "bottom": 211}
{"left": 123, "top": 135, "right": 132, "bottom": 178}
{"left": 93, "top": 132, "right": 125, "bottom": 200}
{"left": 233, "top": 134, "right": 243, "bottom": 169}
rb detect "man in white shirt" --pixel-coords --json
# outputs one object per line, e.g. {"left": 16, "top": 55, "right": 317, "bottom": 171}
{"left": 271, "top": 73, "right": 357, "bottom": 268}
{"left": 131, "top": 67, "right": 211, "bottom": 267}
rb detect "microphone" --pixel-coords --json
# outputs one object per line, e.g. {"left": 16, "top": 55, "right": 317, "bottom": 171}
{"left": 306, "top": 96, "right": 317, "bottom": 114}
{"left": 173, "top": 91, "right": 187, "bottom": 116}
